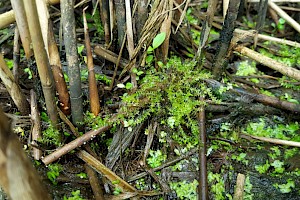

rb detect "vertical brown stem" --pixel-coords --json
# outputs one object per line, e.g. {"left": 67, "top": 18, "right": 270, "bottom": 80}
{"left": 13, "top": 27, "right": 20, "bottom": 83}
{"left": 198, "top": 99, "right": 208, "bottom": 200}
{"left": 83, "top": 8, "right": 100, "bottom": 116}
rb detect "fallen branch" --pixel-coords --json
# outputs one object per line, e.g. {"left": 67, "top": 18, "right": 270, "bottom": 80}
{"left": 241, "top": 133, "right": 300, "bottom": 147}
{"left": 94, "top": 45, "right": 128, "bottom": 68}
{"left": 205, "top": 79, "right": 300, "bottom": 113}
{"left": 84, "top": 164, "right": 105, "bottom": 200}
{"left": 42, "top": 124, "right": 112, "bottom": 165}
{"left": 234, "top": 29, "right": 300, "bottom": 48}
{"left": 77, "top": 150, "right": 136, "bottom": 192}
{"left": 234, "top": 45, "right": 300, "bottom": 82}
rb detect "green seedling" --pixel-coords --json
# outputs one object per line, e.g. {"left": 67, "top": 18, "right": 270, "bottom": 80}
{"left": 63, "top": 190, "right": 84, "bottom": 200}
{"left": 47, "top": 163, "right": 62, "bottom": 185}
{"left": 146, "top": 32, "right": 166, "bottom": 65}
{"left": 271, "top": 18, "right": 285, "bottom": 31}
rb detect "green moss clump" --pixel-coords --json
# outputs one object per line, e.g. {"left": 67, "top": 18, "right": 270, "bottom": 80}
{"left": 119, "top": 56, "right": 219, "bottom": 148}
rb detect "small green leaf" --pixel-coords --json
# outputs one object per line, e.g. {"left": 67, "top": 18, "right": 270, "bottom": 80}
{"left": 157, "top": 61, "right": 164, "bottom": 67}
{"left": 123, "top": 120, "right": 129, "bottom": 127}
{"left": 174, "top": 149, "right": 180, "bottom": 155}
{"left": 112, "top": 180, "right": 120, "bottom": 184}
{"left": 278, "top": 18, "right": 285, "bottom": 25}
{"left": 132, "top": 68, "right": 138, "bottom": 74}
{"left": 147, "top": 46, "right": 153, "bottom": 53}
{"left": 125, "top": 82, "right": 133, "bottom": 89}
{"left": 5, "top": 59, "right": 13, "bottom": 69}
{"left": 146, "top": 55, "right": 154, "bottom": 64}
{"left": 24, "top": 68, "right": 33, "bottom": 79}
{"left": 152, "top": 32, "right": 166, "bottom": 50}
{"left": 137, "top": 71, "right": 144, "bottom": 76}
{"left": 76, "top": 172, "right": 87, "bottom": 179}
{"left": 77, "top": 45, "right": 84, "bottom": 55}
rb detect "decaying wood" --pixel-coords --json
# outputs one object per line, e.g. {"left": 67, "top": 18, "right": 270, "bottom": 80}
{"left": 205, "top": 79, "right": 300, "bottom": 113}
{"left": 233, "top": 173, "right": 245, "bottom": 200}
{"left": 0, "top": 107, "right": 50, "bottom": 200}
{"left": 0, "top": 54, "right": 30, "bottom": 115}
{"left": 106, "top": 123, "right": 144, "bottom": 170}
{"left": 212, "top": 0, "right": 241, "bottom": 79}
{"left": 84, "top": 164, "right": 105, "bottom": 200}
{"left": 144, "top": 167, "right": 171, "bottom": 192}
{"left": 30, "top": 90, "right": 42, "bottom": 160}
{"left": 143, "top": 122, "right": 157, "bottom": 165}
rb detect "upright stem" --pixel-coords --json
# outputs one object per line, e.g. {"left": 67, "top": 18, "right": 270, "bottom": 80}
{"left": 61, "top": 0, "right": 83, "bottom": 125}
{"left": 23, "top": 0, "right": 58, "bottom": 125}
